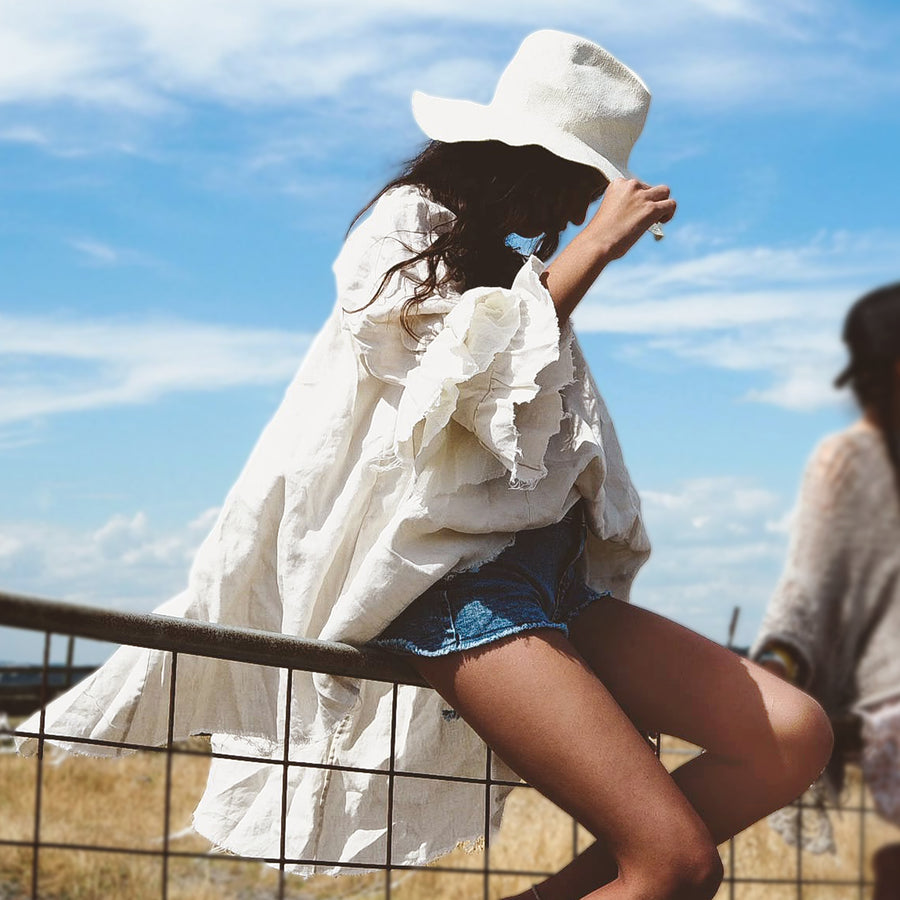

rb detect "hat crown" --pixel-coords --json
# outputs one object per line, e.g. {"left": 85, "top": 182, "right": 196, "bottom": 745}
{"left": 411, "top": 29, "right": 653, "bottom": 185}
{"left": 844, "top": 285, "right": 900, "bottom": 359}
{"left": 489, "top": 31, "right": 650, "bottom": 175}
{"left": 835, "top": 283, "right": 900, "bottom": 386}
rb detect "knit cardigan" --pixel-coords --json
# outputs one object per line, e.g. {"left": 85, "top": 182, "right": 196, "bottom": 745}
{"left": 752, "top": 420, "right": 900, "bottom": 718}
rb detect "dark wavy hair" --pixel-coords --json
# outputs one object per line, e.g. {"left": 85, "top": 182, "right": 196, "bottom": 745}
{"left": 346, "top": 140, "right": 607, "bottom": 335}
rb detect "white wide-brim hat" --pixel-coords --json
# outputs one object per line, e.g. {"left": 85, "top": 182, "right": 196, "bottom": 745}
{"left": 412, "top": 29, "right": 652, "bottom": 187}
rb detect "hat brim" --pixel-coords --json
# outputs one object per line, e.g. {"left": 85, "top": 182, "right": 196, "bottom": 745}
{"left": 411, "top": 90, "right": 635, "bottom": 185}
{"left": 834, "top": 364, "right": 854, "bottom": 388}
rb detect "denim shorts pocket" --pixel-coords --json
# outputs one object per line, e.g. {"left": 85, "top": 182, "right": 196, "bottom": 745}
{"left": 550, "top": 515, "right": 587, "bottom": 619}
{"left": 551, "top": 566, "right": 575, "bottom": 620}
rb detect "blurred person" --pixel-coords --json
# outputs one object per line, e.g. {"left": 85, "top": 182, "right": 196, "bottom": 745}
{"left": 18, "top": 31, "right": 832, "bottom": 900}
{"left": 753, "top": 283, "right": 900, "bottom": 900}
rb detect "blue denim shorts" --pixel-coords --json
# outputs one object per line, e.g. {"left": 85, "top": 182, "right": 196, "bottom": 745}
{"left": 368, "top": 502, "right": 607, "bottom": 657}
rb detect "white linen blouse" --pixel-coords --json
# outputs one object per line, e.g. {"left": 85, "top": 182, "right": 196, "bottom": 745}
{"left": 18, "top": 185, "right": 650, "bottom": 874}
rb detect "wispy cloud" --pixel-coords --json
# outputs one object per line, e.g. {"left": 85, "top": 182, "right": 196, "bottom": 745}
{"left": 0, "top": 125, "right": 49, "bottom": 146}
{"left": 576, "top": 230, "right": 900, "bottom": 410}
{"left": 0, "top": 313, "right": 311, "bottom": 426}
{"left": 0, "top": 425, "right": 43, "bottom": 452}
{"left": 0, "top": 0, "right": 895, "bottom": 117}
{"left": 0, "top": 123, "right": 154, "bottom": 159}
{"left": 67, "top": 237, "right": 163, "bottom": 268}
{"left": 68, "top": 238, "right": 120, "bottom": 265}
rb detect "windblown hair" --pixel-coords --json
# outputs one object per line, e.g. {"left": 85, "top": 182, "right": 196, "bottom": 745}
{"left": 347, "top": 140, "right": 606, "bottom": 336}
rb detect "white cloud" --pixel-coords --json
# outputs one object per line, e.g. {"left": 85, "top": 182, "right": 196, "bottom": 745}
{"left": 0, "top": 124, "right": 152, "bottom": 160}
{"left": 0, "top": 425, "right": 42, "bottom": 451}
{"left": 68, "top": 238, "right": 120, "bottom": 265}
{"left": 0, "top": 508, "right": 218, "bottom": 648}
{"left": 642, "top": 477, "right": 782, "bottom": 535}
{"left": 0, "top": 125, "right": 49, "bottom": 146}
{"left": 0, "top": 0, "right": 894, "bottom": 117}
{"left": 67, "top": 237, "right": 163, "bottom": 268}
{"left": 634, "top": 476, "right": 790, "bottom": 646}
{"left": 575, "top": 230, "right": 900, "bottom": 410}
{"left": 765, "top": 507, "right": 795, "bottom": 535}
{"left": 0, "top": 313, "right": 311, "bottom": 426}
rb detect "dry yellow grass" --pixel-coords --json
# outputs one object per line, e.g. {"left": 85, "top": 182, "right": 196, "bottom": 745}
{"left": 0, "top": 733, "right": 896, "bottom": 900}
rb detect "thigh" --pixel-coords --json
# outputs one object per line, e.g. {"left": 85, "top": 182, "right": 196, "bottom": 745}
{"left": 409, "top": 628, "right": 715, "bottom": 863}
{"left": 568, "top": 595, "right": 811, "bottom": 759}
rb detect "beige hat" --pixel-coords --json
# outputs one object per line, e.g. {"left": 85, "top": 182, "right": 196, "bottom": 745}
{"left": 412, "top": 29, "right": 663, "bottom": 237}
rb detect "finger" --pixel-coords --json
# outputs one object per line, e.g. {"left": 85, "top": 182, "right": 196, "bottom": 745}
{"left": 610, "top": 177, "right": 649, "bottom": 190}
{"left": 656, "top": 198, "right": 677, "bottom": 224}
{"left": 643, "top": 183, "right": 671, "bottom": 200}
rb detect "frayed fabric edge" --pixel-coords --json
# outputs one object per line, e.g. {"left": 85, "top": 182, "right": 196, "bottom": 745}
{"left": 446, "top": 533, "right": 517, "bottom": 577}
{"left": 193, "top": 809, "right": 508, "bottom": 879}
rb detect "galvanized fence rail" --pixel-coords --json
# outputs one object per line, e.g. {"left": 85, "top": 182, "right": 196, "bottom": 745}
{"left": 0, "top": 590, "right": 882, "bottom": 899}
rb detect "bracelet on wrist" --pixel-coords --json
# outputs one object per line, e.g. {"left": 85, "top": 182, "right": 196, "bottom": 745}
{"left": 757, "top": 646, "right": 800, "bottom": 683}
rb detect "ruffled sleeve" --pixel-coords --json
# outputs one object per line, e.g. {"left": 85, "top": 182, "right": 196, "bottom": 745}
{"left": 338, "top": 187, "right": 572, "bottom": 490}
{"left": 395, "top": 257, "right": 572, "bottom": 489}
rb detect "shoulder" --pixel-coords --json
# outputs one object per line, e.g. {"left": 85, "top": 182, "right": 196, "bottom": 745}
{"left": 803, "top": 422, "right": 887, "bottom": 507}
{"left": 810, "top": 422, "right": 884, "bottom": 475}
{"left": 349, "top": 185, "right": 455, "bottom": 247}
{"left": 334, "top": 185, "right": 455, "bottom": 286}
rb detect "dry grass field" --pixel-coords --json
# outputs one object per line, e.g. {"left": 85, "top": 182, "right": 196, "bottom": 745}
{"left": 0, "top": 730, "right": 897, "bottom": 900}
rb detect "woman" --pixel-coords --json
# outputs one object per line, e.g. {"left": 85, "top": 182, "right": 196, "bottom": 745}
{"left": 19, "top": 30, "right": 832, "bottom": 900}
{"left": 753, "top": 284, "right": 900, "bottom": 899}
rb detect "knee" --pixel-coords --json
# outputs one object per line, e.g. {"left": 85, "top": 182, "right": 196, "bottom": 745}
{"left": 781, "top": 692, "right": 833, "bottom": 783}
{"left": 627, "top": 838, "right": 724, "bottom": 900}
{"left": 663, "top": 844, "right": 724, "bottom": 900}
{"left": 763, "top": 688, "right": 833, "bottom": 801}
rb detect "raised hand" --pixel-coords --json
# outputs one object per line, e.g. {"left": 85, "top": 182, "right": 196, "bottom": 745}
{"left": 544, "top": 178, "right": 676, "bottom": 323}
{"left": 584, "top": 178, "right": 676, "bottom": 261}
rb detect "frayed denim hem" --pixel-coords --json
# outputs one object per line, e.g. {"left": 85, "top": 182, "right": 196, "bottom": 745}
{"left": 564, "top": 588, "right": 613, "bottom": 625}
{"left": 368, "top": 620, "right": 568, "bottom": 658}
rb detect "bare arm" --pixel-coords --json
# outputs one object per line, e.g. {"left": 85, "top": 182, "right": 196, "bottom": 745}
{"left": 543, "top": 178, "right": 676, "bottom": 323}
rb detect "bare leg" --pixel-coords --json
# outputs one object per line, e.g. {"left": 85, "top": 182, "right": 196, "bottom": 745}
{"left": 874, "top": 843, "right": 900, "bottom": 900}
{"left": 412, "top": 629, "right": 723, "bottom": 900}
{"left": 508, "top": 596, "right": 833, "bottom": 900}
{"left": 410, "top": 597, "right": 832, "bottom": 900}
{"left": 572, "top": 597, "right": 832, "bottom": 835}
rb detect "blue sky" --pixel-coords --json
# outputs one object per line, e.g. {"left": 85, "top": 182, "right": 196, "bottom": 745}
{"left": 1, "top": 0, "right": 899, "bottom": 662}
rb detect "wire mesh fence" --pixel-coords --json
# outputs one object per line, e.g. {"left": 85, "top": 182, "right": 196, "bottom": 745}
{"left": 0, "top": 590, "right": 892, "bottom": 900}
